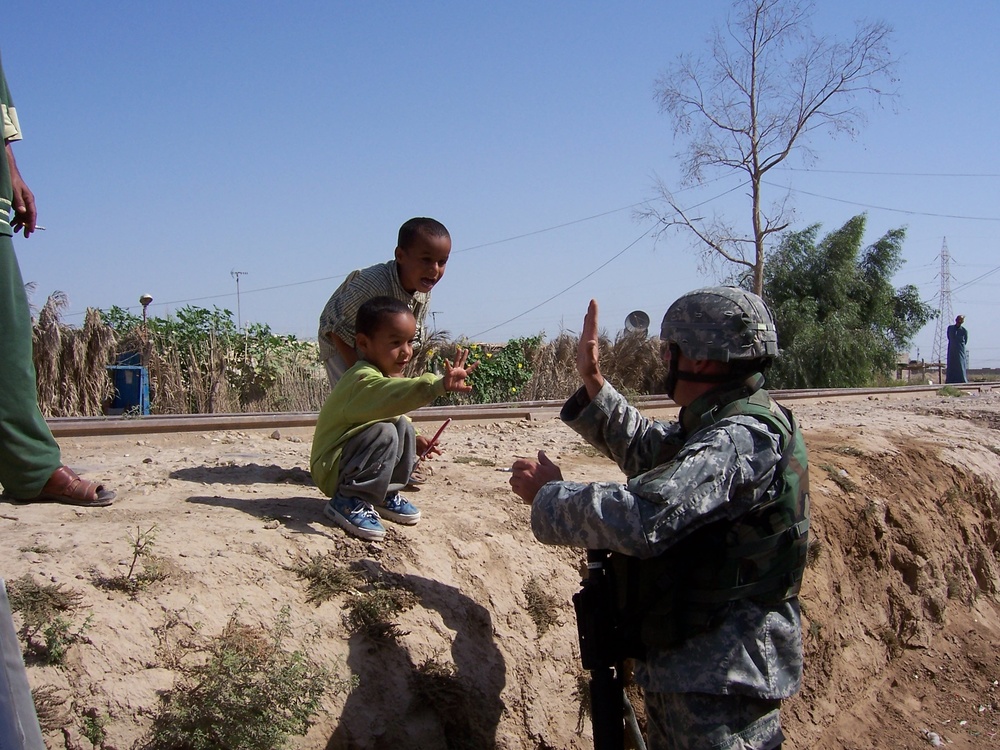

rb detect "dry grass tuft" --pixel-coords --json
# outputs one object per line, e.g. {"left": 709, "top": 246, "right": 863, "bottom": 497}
{"left": 289, "top": 552, "right": 359, "bottom": 606}
{"left": 523, "top": 576, "right": 562, "bottom": 637}
{"left": 31, "top": 684, "right": 69, "bottom": 731}
{"left": 344, "top": 583, "right": 416, "bottom": 643}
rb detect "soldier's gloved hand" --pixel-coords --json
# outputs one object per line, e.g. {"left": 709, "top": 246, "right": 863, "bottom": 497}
{"left": 509, "top": 451, "right": 563, "bottom": 504}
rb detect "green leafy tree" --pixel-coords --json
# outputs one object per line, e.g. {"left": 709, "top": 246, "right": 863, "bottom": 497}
{"left": 101, "top": 305, "right": 143, "bottom": 331}
{"left": 763, "top": 214, "right": 935, "bottom": 388}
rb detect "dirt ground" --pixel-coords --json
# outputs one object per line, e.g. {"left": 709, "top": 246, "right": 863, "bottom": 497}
{"left": 2, "top": 387, "right": 1000, "bottom": 749}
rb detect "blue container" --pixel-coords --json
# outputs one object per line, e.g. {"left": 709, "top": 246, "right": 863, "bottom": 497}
{"left": 106, "top": 365, "right": 150, "bottom": 415}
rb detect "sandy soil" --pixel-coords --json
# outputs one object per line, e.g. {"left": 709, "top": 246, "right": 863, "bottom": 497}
{"left": 3, "top": 387, "right": 1000, "bottom": 749}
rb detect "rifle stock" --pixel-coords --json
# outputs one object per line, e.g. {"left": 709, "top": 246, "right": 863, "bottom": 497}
{"left": 573, "top": 549, "right": 625, "bottom": 750}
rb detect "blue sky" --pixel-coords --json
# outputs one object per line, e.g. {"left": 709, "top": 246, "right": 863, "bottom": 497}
{"left": 6, "top": 1, "right": 999, "bottom": 367}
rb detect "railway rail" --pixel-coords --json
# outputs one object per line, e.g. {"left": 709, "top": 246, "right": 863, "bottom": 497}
{"left": 44, "top": 382, "right": 994, "bottom": 438}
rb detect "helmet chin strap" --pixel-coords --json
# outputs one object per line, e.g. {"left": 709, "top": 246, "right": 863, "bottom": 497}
{"left": 665, "top": 365, "right": 734, "bottom": 399}
{"left": 664, "top": 343, "right": 737, "bottom": 399}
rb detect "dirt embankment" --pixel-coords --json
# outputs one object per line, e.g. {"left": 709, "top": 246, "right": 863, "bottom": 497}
{"left": 2, "top": 388, "right": 999, "bottom": 749}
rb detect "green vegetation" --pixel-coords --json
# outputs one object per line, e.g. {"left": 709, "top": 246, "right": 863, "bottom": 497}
{"left": 81, "top": 710, "right": 108, "bottom": 748}
{"left": 428, "top": 338, "right": 540, "bottom": 404}
{"left": 765, "top": 215, "right": 935, "bottom": 388}
{"left": 144, "top": 607, "right": 353, "bottom": 750}
{"left": 6, "top": 576, "right": 90, "bottom": 665}
{"left": 289, "top": 552, "right": 359, "bottom": 606}
{"left": 345, "top": 583, "right": 416, "bottom": 643}
{"left": 937, "top": 385, "right": 965, "bottom": 398}
{"left": 818, "top": 463, "right": 860, "bottom": 494}
{"left": 93, "top": 525, "right": 169, "bottom": 596}
{"left": 104, "top": 303, "right": 325, "bottom": 413}
{"left": 32, "top": 214, "right": 945, "bottom": 413}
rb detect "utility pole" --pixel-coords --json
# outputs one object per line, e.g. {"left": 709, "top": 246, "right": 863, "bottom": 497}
{"left": 230, "top": 270, "right": 248, "bottom": 329}
{"left": 930, "top": 239, "right": 953, "bottom": 384}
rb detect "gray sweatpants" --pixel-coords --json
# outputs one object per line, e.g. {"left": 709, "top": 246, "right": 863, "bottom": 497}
{"left": 336, "top": 418, "right": 416, "bottom": 506}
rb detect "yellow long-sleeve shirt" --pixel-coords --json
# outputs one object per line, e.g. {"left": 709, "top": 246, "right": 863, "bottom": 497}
{"left": 310, "top": 360, "right": 444, "bottom": 495}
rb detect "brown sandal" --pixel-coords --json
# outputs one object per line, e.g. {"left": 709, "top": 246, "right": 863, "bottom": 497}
{"left": 24, "top": 466, "right": 116, "bottom": 507}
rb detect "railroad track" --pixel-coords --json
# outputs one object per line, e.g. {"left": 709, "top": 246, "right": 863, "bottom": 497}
{"left": 46, "top": 383, "right": 993, "bottom": 438}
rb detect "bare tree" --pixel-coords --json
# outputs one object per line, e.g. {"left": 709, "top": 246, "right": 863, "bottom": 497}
{"left": 641, "top": 0, "right": 896, "bottom": 294}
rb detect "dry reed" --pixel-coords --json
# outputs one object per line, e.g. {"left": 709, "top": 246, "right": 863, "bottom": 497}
{"left": 30, "top": 292, "right": 666, "bottom": 416}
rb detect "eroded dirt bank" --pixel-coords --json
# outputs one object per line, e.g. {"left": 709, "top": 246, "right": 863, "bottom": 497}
{"left": 1, "top": 388, "right": 998, "bottom": 749}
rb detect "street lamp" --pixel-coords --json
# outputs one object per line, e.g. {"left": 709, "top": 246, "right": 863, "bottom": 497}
{"left": 139, "top": 293, "right": 153, "bottom": 324}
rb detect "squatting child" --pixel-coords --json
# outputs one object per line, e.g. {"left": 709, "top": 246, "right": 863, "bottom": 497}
{"left": 317, "top": 217, "right": 451, "bottom": 388}
{"left": 310, "top": 296, "right": 477, "bottom": 541}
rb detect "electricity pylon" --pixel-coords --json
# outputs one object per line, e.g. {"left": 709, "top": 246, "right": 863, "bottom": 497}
{"left": 930, "top": 238, "right": 953, "bottom": 381}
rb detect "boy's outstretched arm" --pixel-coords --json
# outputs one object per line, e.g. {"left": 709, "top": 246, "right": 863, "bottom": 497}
{"left": 441, "top": 348, "right": 478, "bottom": 392}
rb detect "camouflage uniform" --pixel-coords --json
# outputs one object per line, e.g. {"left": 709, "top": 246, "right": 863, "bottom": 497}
{"left": 532, "top": 381, "right": 801, "bottom": 749}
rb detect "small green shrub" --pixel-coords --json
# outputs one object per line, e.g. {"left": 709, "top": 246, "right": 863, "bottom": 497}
{"left": 289, "top": 552, "right": 358, "bottom": 606}
{"left": 819, "top": 463, "right": 859, "bottom": 493}
{"left": 468, "top": 338, "right": 539, "bottom": 403}
{"left": 345, "top": 584, "right": 415, "bottom": 643}
{"left": 42, "top": 615, "right": 92, "bottom": 665}
{"left": 144, "top": 607, "right": 354, "bottom": 750}
{"left": 937, "top": 385, "right": 965, "bottom": 398}
{"left": 81, "top": 710, "right": 107, "bottom": 748}
{"left": 430, "top": 338, "right": 540, "bottom": 404}
{"left": 6, "top": 576, "right": 89, "bottom": 665}
{"left": 94, "top": 525, "right": 169, "bottom": 596}
{"left": 832, "top": 445, "right": 864, "bottom": 457}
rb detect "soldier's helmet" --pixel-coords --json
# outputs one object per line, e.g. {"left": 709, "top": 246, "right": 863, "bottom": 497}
{"left": 660, "top": 287, "right": 779, "bottom": 362}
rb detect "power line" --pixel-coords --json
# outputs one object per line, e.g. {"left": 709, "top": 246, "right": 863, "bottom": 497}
{"left": 776, "top": 167, "right": 1000, "bottom": 178}
{"left": 455, "top": 202, "right": 650, "bottom": 253}
{"left": 952, "top": 264, "right": 1000, "bottom": 294}
{"left": 469, "top": 225, "right": 656, "bottom": 340}
{"left": 761, "top": 180, "right": 1000, "bottom": 221}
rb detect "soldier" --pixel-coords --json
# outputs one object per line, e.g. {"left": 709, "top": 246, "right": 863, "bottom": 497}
{"left": 510, "top": 288, "right": 809, "bottom": 750}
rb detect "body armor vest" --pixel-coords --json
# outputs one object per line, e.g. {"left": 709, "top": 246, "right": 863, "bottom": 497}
{"left": 611, "top": 385, "right": 810, "bottom": 657}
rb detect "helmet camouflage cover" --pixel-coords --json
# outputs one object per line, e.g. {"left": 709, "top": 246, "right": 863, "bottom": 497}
{"left": 659, "top": 286, "right": 779, "bottom": 362}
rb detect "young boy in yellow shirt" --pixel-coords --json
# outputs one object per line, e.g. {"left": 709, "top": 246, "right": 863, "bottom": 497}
{"left": 311, "top": 296, "right": 476, "bottom": 541}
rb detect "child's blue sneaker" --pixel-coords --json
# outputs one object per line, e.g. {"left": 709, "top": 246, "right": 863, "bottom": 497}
{"left": 378, "top": 493, "right": 421, "bottom": 525}
{"left": 324, "top": 496, "right": 386, "bottom": 541}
